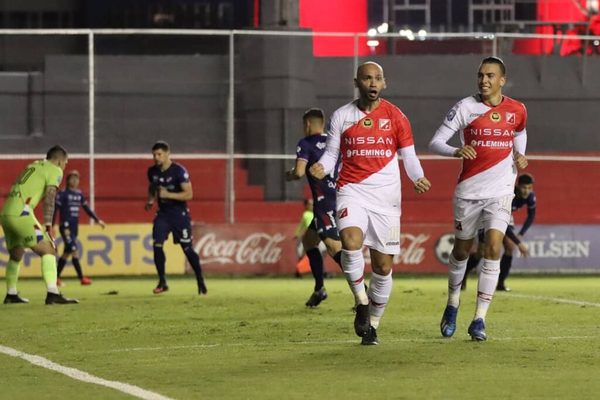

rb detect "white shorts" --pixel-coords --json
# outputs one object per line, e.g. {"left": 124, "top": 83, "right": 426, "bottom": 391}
{"left": 336, "top": 199, "right": 401, "bottom": 255}
{"left": 453, "top": 194, "right": 513, "bottom": 240}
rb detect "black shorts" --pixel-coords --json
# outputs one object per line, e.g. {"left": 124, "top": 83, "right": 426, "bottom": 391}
{"left": 152, "top": 211, "right": 193, "bottom": 245}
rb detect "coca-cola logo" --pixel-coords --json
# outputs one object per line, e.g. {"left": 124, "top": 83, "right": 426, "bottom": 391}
{"left": 194, "top": 232, "right": 285, "bottom": 265}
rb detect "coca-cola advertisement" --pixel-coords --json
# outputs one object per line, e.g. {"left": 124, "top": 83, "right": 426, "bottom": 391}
{"left": 191, "top": 223, "right": 454, "bottom": 275}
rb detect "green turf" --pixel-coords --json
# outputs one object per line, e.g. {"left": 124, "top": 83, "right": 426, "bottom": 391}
{"left": 1, "top": 276, "right": 600, "bottom": 400}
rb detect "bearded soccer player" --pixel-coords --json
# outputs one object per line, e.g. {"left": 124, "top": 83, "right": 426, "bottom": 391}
{"left": 1, "top": 145, "right": 78, "bottom": 304}
{"left": 286, "top": 108, "right": 343, "bottom": 307}
{"left": 310, "top": 62, "right": 431, "bottom": 345}
{"left": 145, "top": 141, "right": 207, "bottom": 295}
{"left": 429, "top": 57, "right": 528, "bottom": 341}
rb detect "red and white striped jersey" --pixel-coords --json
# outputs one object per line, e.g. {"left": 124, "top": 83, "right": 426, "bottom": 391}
{"left": 321, "top": 99, "right": 416, "bottom": 215}
{"left": 431, "top": 95, "right": 527, "bottom": 199}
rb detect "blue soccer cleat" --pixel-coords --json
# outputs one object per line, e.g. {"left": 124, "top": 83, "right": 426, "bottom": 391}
{"left": 468, "top": 318, "right": 487, "bottom": 341}
{"left": 440, "top": 305, "right": 458, "bottom": 337}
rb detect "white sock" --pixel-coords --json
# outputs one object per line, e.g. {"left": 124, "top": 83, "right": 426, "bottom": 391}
{"left": 47, "top": 285, "right": 59, "bottom": 295}
{"left": 368, "top": 271, "right": 392, "bottom": 329}
{"left": 7, "top": 288, "right": 18, "bottom": 295}
{"left": 341, "top": 249, "right": 368, "bottom": 305}
{"left": 475, "top": 258, "right": 500, "bottom": 320}
{"left": 447, "top": 253, "right": 467, "bottom": 307}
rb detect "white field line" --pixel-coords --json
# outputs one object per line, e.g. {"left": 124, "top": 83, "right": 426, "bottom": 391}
{"left": 504, "top": 292, "right": 600, "bottom": 308}
{"left": 0, "top": 345, "right": 175, "bottom": 400}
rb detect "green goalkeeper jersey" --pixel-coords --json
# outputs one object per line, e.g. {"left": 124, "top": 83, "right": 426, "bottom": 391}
{"left": 1, "top": 160, "right": 63, "bottom": 217}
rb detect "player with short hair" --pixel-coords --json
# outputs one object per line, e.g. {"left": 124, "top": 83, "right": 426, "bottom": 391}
{"left": 429, "top": 56, "right": 528, "bottom": 341}
{"left": 55, "top": 170, "right": 105, "bottom": 286}
{"left": 286, "top": 107, "right": 343, "bottom": 307}
{"left": 1, "top": 145, "right": 78, "bottom": 304}
{"left": 310, "top": 62, "right": 431, "bottom": 345}
{"left": 145, "top": 141, "right": 207, "bottom": 295}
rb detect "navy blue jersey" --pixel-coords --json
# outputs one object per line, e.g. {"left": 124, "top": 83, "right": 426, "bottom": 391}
{"left": 55, "top": 188, "right": 99, "bottom": 226}
{"left": 296, "top": 134, "right": 338, "bottom": 207}
{"left": 147, "top": 162, "right": 190, "bottom": 215}
{"left": 296, "top": 133, "right": 339, "bottom": 240}
{"left": 512, "top": 190, "right": 536, "bottom": 235}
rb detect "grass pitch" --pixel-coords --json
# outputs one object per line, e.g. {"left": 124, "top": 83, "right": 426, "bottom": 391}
{"left": 1, "top": 275, "right": 600, "bottom": 400}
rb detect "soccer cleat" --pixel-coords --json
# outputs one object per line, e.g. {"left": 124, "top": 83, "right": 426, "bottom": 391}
{"left": 3, "top": 294, "right": 30, "bottom": 304}
{"left": 80, "top": 276, "right": 92, "bottom": 285}
{"left": 305, "top": 288, "right": 328, "bottom": 308}
{"left": 468, "top": 318, "right": 487, "bottom": 341}
{"left": 496, "top": 284, "right": 511, "bottom": 292}
{"left": 361, "top": 326, "right": 379, "bottom": 345}
{"left": 354, "top": 304, "right": 370, "bottom": 337}
{"left": 440, "top": 305, "right": 458, "bottom": 338}
{"left": 198, "top": 280, "right": 208, "bottom": 295}
{"left": 153, "top": 283, "right": 169, "bottom": 294}
{"left": 45, "top": 292, "right": 79, "bottom": 305}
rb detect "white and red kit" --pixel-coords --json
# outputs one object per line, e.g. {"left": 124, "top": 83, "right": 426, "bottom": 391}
{"left": 318, "top": 98, "right": 424, "bottom": 216}
{"left": 430, "top": 95, "right": 528, "bottom": 200}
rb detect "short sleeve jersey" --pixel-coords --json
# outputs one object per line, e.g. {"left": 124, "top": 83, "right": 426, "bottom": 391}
{"left": 327, "top": 98, "right": 415, "bottom": 215}
{"left": 1, "top": 160, "right": 63, "bottom": 217}
{"left": 443, "top": 95, "right": 527, "bottom": 199}
{"left": 147, "top": 162, "right": 191, "bottom": 215}
{"left": 296, "top": 133, "right": 338, "bottom": 211}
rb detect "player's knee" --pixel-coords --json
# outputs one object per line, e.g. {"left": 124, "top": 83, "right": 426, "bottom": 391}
{"left": 452, "top": 247, "right": 470, "bottom": 261}
{"left": 340, "top": 230, "right": 363, "bottom": 251}
{"left": 483, "top": 243, "right": 503, "bottom": 259}
{"left": 372, "top": 262, "right": 392, "bottom": 276}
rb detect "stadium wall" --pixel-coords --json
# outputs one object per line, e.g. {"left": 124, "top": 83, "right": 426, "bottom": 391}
{"left": 0, "top": 54, "right": 598, "bottom": 154}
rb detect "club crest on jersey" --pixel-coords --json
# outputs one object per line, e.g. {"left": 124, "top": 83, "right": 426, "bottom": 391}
{"left": 362, "top": 118, "right": 373, "bottom": 128}
{"left": 446, "top": 109, "right": 457, "bottom": 121}
{"left": 489, "top": 112, "right": 501, "bottom": 123}
{"left": 338, "top": 208, "right": 349, "bottom": 219}
{"left": 454, "top": 221, "right": 463, "bottom": 231}
{"left": 506, "top": 112, "right": 515, "bottom": 124}
{"left": 379, "top": 118, "right": 391, "bottom": 131}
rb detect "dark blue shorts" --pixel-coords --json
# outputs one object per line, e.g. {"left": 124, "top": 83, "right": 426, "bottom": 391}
{"left": 311, "top": 204, "right": 340, "bottom": 241}
{"left": 59, "top": 221, "right": 79, "bottom": 252}
{"left": 152, "top": 211, "right": 193, "bottom": 245}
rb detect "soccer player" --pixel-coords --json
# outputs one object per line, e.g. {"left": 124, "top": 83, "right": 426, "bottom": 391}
{"left": 310, "top": 62, "right": 431, "bottom": 345}
{"left": 429, "top": 56, "right": 528, "bottom": 341}
{"left": 1, "top": 145, "right": 78, "bottom": 304}
{"left": 286, "top": 108, "right": 343, "bottom": 308}
{"left": 463, "top": 173, "right": 536, "bottom": 291}
{"left": 55, "top": 170, "right": 106, "bottom": 286}
{"left": 145, "top": 141, "right": 207, "bottom": 295}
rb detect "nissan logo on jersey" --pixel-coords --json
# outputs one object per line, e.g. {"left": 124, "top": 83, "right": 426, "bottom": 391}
{"left": 344, "top": 136, "right": 394, "bottom": 145}
{"left": 468, "top": 128, "right": 515, "bottom": 137}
